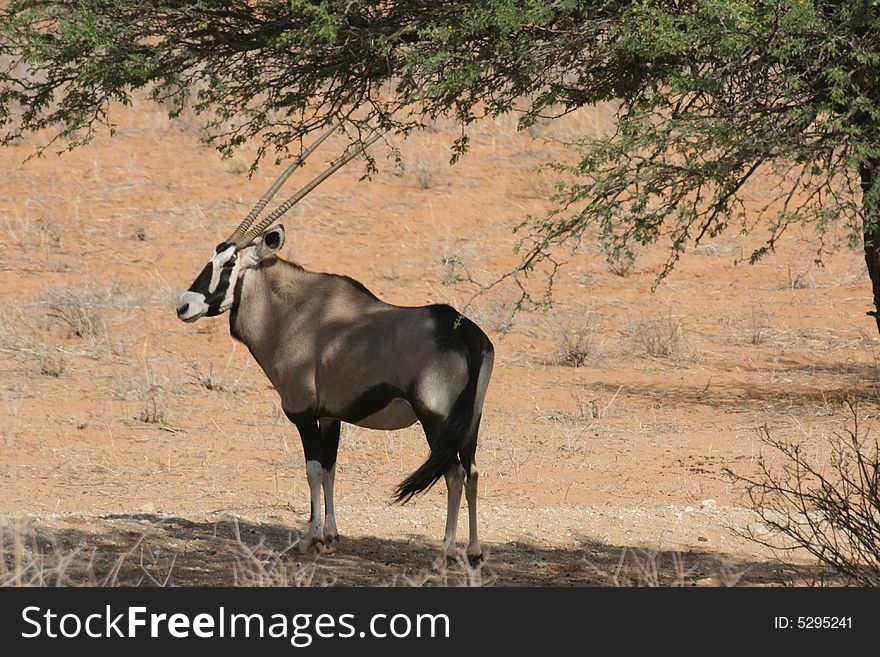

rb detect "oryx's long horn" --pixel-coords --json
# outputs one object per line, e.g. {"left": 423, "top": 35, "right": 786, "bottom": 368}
{"left": 240, "top": 129, "right": 387, "bottom": 244}
{"left": 227, "top": 119, "right": 344, "bottom": 247}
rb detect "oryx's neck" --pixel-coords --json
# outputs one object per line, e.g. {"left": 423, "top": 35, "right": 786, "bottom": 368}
{"left": 229, "top": 258, "right": 312, "bottom": 369}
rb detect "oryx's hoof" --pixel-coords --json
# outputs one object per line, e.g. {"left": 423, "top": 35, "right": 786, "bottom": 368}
{"left": 442, "top": 547, "right": 463, "bottom": 565}
{"left": 466, "top": 551, "right": 485, "bottom": 567}
{"left": 466, "top": 542, "right": 484, "bottom": 566}
{"left": 295, "top": 536, "right": 326, "bottom": 555}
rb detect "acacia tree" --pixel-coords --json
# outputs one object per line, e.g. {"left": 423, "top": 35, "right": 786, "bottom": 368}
{"left": 2, "top": 0, "right": 879, "bottom": 327}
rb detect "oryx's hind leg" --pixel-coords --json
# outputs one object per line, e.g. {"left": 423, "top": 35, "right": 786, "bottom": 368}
{"left": 459, "top": 428, "right": 482, "bottom": 563}
{"left": 395, "top": 311, "right": 494, "bottom": 562}
{"left": 319, "top": 419, "right": 341, "bottom": 544}
{"left": 443, "top": 462, "right": 465, "bottom": 558}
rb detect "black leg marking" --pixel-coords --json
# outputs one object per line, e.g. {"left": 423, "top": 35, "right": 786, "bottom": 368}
{"left": 319, "top": 419, "right": 341, "bottom": 472}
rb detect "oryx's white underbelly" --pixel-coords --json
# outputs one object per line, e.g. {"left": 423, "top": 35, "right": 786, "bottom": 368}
{"left": 347, "top": 398, "right": 418, "bottom": 430}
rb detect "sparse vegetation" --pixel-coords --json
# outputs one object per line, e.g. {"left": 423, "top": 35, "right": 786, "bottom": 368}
{"left": 231, "top": 520, "right": 321, "bottom": 587}
{"left": 191, "top": 362, "right": 225, "bottom": 391}
{"left": 748, "top": 307, "right": 773, "bottom": 346}
{"left": 411, "top": 162, "right": 437, "bottom": 190}
{"left": 553, "top": 320, "right": 600, "bottom": 368}
{"left": 731, "top": 406, "right": 880, "bottom": 585}
{"left": 138, "top": 397, "right": 167, "bottom": 425}
{"left": 224, "top": 155, "right": 250, "bottom": 176}
{"left": 607, "top": 251, "right": 636, "bottom": 278}
{"left": 622, "top": 313, "right": 685, "bottom": 359}
{"left": 556, "top": 329, "right": 591, "bottom": 367}
{"left": 1, "top": 520, "right": 100, "bottom": 586}
{"left": 42, "top": 286, "right": 107, "bottom": 342}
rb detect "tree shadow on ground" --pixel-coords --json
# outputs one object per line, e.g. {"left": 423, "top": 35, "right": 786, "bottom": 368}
{"left": 3, "top": 514, "right": 833, "bottom": 587}
{"left": 585, "top": 376, "right": 880, "bottom": 415}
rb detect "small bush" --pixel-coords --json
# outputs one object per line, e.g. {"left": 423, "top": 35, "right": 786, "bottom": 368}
{"left": 554, "top": 325, "right": 598, "bottom": 367}
{"left": 191, "top": 362, "right": 225, "bottom": 391}
{"left": 138, "top": 398, "right": 167, "bottom": 425}
{"left": 41, "top": 285, "right": 110, "bottom": 342}
{"left": 411, "top": 162, "right": 437, "bottom": 190}
{"left": 729, "top": 404, "right": 880, "bottom": 585}
{"left": 607, "top": 251, "right": 636, "bottom": 277}
{"left": 622, "top": 313, "right": 684, "bottom": 358}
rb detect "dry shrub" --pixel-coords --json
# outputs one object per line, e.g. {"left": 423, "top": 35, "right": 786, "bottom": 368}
{"left": 622, "top": 313, "right": 684, "bottom": 358}
{"left": 606, "top": 251, "right": 637, "bottom": 277}
{"left": 552, "top": 318, "right": 601, "bottom": 367}
{"left": 138, "top": 397, "right": 167, "bottom": 425}
{"left": 42, "top": 288, "right": 107, "bottom": 341}
{"left": 38, "top": 354, "right": 68, "bottom": 377}
{"left": 231, "top": 520, "right": 321, "bottom": 587}
{"left": 411, "top": 162, "right": 438, "bottom": 190}
{"left": 191, "top": 361, "right": 226, "bottom": 391}
{"left": 1, "top": 521, "right": 99, "bottom": 586}
{"left": 556, "top": 328, "right": 593, "bottom": 367}
{"left": 729, "top": 404, "right": 880, "bottom": 585}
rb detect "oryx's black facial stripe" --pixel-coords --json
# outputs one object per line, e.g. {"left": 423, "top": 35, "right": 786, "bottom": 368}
{"left": 205, "top": 259, "right": 236, "bottom": 316}
{"left": 189, "top": 261, "right": 214, "bottom": 294}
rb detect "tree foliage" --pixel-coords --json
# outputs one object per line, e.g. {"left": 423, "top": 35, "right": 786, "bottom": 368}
{"left": 2, "top": 1, "right": 880, "bottom": 324}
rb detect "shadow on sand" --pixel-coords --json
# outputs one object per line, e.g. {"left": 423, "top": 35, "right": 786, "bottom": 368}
{"left": 4, "top": 514, "right": 829, "bottom": 587}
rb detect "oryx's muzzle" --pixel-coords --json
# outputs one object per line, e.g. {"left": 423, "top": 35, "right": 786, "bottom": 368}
{"left": 176, "top": 290, "right": 209, "bottom": 322}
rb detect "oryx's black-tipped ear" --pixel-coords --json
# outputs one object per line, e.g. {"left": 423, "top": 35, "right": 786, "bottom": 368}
{"left": 254, "top": 225, "right": 285, "bottom": 260}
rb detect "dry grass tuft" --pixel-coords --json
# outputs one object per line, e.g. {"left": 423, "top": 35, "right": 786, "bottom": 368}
{"left": 1, "top": 520, "right": 99, "bottom": 586}
{"left": 607, "top": 251, "right": 637, "bottom": 277}
{"left": 191, "top": 362, "right": 226, "bottom": 391}
{"left": 138, "top": 397, "right": 167, "bottom": 425}
{"left": 42, "top": 286, "right": 108, "bottom": 342}
{"left": 552, "top": 318, "right": 602, "bottom": 367}
{"left": 230, "top": 520, "right": 323, "bottom": 587}
{"left": 622, "top": 312, "right": 685, "bottom": 358}
{"left": 393, "top": 553, "right": 495, "bottom": 587}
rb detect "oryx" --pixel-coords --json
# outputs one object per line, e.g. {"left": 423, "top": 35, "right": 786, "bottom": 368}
{"left": 176, "top": 123, "right": 494, "bottom": 561}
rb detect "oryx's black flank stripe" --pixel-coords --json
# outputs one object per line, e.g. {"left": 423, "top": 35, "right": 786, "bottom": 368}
{"left": 332, "top": 383, "right": 406, "bottom": 425}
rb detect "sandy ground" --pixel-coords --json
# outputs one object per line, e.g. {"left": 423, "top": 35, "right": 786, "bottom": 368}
{"left": 1, "top": 102, "right": 877, "bottom": 586}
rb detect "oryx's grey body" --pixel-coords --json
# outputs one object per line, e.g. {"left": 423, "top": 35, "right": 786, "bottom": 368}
{"left": 177, "top": 122, "right": 493, "bottom": 558}
{"left": 178, "top": 226, "right": 494, "bottom": 559}
{"left": 233, "top": 257, "right": 485, "bottom": 431}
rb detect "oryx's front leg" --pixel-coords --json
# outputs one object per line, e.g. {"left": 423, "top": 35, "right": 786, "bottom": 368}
{"left": 319, "top": 419, "right": 341, "bottom": 544}
{"left": 289, "top": 414, "right": 326, "bottom": 553}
